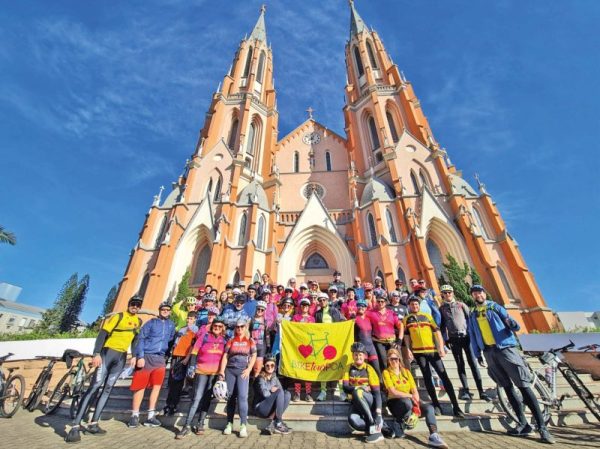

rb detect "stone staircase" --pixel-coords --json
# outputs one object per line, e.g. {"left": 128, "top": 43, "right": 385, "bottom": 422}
{"left": 51, "top": 355, "right": 600, "bottom": 433}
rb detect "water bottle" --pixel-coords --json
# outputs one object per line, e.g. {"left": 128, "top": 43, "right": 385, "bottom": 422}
{"left": 544, "top": 366, "right": 553, "bottom": 386}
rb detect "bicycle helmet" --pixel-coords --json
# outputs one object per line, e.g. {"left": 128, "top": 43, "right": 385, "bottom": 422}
{"left": 213, "top": 380, "right": 228, "bottom": 400}
{"left": 404, "top": 412, "right": 419, "bottom": 430}
{"left": 351, "top": 342, "right": 367, "bottom": 354}
{"left": 185, "top": 296, "right": 197, "bottom": 306}
{"left": 128, "top": 295, "right": 143, "bottom": 307}
{"left": 158, "top": 301, "right": 172, "bottom": 310}
{"left": 264, "top": 353, "right": 277, "bottom": 364}
{"left": 206, "top": 306, "right": 220, "bottom": 315}
{"left": 256, "top": 300, "right": 267, "bottom": 309}
{"left": 212, "top": 316, "right": 225, "bottom": 325}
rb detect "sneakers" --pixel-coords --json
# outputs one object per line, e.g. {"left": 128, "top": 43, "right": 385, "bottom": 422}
{"left": 508, "top": 423, "right": 533, "bottom": 436}
{"left": 273, "top": 422, "right": 291, "bottom": 435}
{"left": 264, "top": 422, "right": 276, "bottom": 435}
{"left": 64, "top": 426, "right": 81, "bottom": 444}
{"left": 175, "top": 425, "right": 191, "bottom": 440}
{"left": 459, "top": 389, "right": 473, "bottom": 401}
{"left": 453, "top": 408, "right": 465, "bottom": 418}
{"left": 162, "top": 405, "right": 176, "bottom": 416}
{"left": 316, "top": 390, "right": 327, "bottom": 402}
{"left": 539, "top": 427, "right": 556, "bottom": 444}
{"left": 304, "top": 393, "right": 314, "bottom": 402}
{"left": 86, "top": 423, "right": 107, "bottom": 436}
{"left": 292, "top": 392, "right": 301, "bottom": 402}
{"left": 127, "top": 415, "right": 140, "bottom": 428}
{"left": 479, "top": 392, "right": 491, "bottom": 402}
{"left": 428, "top": 432, "right": 449, "bottom": 448}
{"left": 239, "top": 424, "right": 248, "bottom": 438}
{"left": 223, "top": 422, "right": 233, "bottom": 435}
{"left": 336, "top": 390, "right": 347, "bottom": 402}
{"left": 192, "top": 424, "right": 205, "bottom": 435}
{"left": 365, "top": 432, "right": 384, "bottom": 443}
{"left": 433, "top": 406, "right": 442, "bottom": 416}
{"left": 144, "top": 416, "right": 162, "bottom": 427}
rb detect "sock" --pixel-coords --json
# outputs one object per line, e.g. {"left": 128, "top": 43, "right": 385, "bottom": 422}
{"left": 148, "top": 410, "right": 156, "bottom": 419}
{"left": 131, "top": 410, "right": 140, "bottom": 417}
{"left": 306, "top": 382, "right": 312, "bottom": 394}
{"left": 294, "top": 383, "right": 301, "bottom": 395}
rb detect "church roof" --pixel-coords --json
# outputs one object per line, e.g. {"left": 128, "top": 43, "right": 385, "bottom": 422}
{"left": 249, "top": 5, "right": 267, "bottom": 42}
{"left": 349, "top": 0, "right": 368, "bottom": 37}
{"left": 360, "top": 176, "right": 395, "bottom": 206}
{"left": 237, "top": 179, "right": 270, "bottom": 210}
{"left": 448, "top": 174, "right": 478, "bottom": 198}
{"left": 277, "top": 118, "right": 346, "bottom": 146}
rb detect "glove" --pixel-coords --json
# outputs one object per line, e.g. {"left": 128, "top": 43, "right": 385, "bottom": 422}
{"left": 375, "top": 414, "right": 383, "bottom": 430}
{"left": 477, "top": 356, "right": 487, "bottom": 368}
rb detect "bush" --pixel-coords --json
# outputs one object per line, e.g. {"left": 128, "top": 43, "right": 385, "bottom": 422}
{"left": 0, "top": 328, "right": 98, "bottom": 342}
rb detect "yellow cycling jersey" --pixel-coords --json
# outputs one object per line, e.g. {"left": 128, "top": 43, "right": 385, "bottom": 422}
{"left": 382, "top": 367, "right": 417, "bottom": 395}
{"left": 102, "top": 311, "right": 141, "bottom": 353}
{"left": 403, "top": 312, "right": 438, "bottom": 353}
{"left": 475, "top": 306, "right": 496, "bottom": 346}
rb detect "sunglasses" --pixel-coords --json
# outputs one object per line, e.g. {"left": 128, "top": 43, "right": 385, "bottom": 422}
{"left": 388, "top": 357, "right": 400, "bottom": 362}
{"left": 235, "top": 325, "right": 245, "bottom": 328}
{"left": 212, "top": 324, "right": 224, "bottom": 328}
{"left": 256, "top": 307, "right": 266, "bottom": 311}
{"left": 129, "top": 304, "right": 141, "bottom": 308}
{"left": 265, "top": 364, "right": 275, "bottom": 368}
{"left": 377, "top": 300, "right": 386, "bottom": 303}
{"left": 160, "top": 308, "right": 171, "bottom": 312}
{"left": 442, "top": 291, "right": 453, "bottom": 294}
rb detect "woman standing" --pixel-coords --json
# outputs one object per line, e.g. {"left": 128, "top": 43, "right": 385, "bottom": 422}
{"left": 382, "top": 348, "right": 448, "bottom": 448}
{"left": 175, "top": 316, "right": 227, "bottom": 439}
{"left": 218, "top": 318, "right": 257, "bottom": 438}
{"left": 253, "top": 354, "right": 292, "bottom": 435}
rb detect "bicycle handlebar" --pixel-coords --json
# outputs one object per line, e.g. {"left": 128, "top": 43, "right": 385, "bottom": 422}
{"left": 0, "top": 352, "right": 14, "bottom": 364}
{"left": 549, "top": 340, "right": 575, "bottom": 354}
{"left": 35, "top": 356, "right": 63, "bottom": 361}
{"left": 578, "top": 344, "right": 600, "bottom": 352}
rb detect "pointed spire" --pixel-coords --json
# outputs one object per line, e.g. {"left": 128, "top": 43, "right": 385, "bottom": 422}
{"left": 249, "top": 4, "right": 267, "bottom": 42}
{"left": 349, "top": 0, "right": 367, "bottom": 37}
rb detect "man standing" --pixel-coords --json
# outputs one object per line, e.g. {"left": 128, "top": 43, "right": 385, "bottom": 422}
{"left": 438, "top": 285, "right": 488, "bottom": 401}
{"left": 467, "top": 285, "right": 554, "bottom": 444}
{"left": 329, "top": 270, "right": 346, "bottom": 293}
{"left": 412, "top": 286, "right": 441, "bottom": 327}
{"left": 352, "top": 277, "right": 365, "bottom": 301}
{"left": 403, "top": 297, "right": 464, "bottom": 417}
{"left": 373, "top": 276, "right": 386, "bottom": 299}
{"left": 65, "top": 295, "right": 142, "bottom": 443}
{"left": 128, "top": 301, "right": 176, "bottom": 428}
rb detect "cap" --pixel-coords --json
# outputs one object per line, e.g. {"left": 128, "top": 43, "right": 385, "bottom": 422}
{"left": 395, "top": 279, "right": 404, "bottom": 284}
{"left": 440, "top": 284, "right": 454, "bottom": 292}
{"left": 234, "top": 294, "right": 246, "bottom": 303}
{"left": 300, "top": 282, "right": 308, "bottom": 289}
{"left": 470, "top": 284, "right": 485, "bottom": 293}
{"left": 374, "top": 276, "right": 382, "bottom": 281}
{"left": 261, "top": 288, "right": 272, "bottom": 294}
{"left": 281, "top": 298, "right": 294, "bottom": 306}
{"left": 247, "top": 285, "right": 257, "bottom": 291}
{"left": 333, "top": 270, "right": 341, "bottom": 276}
{"left": 318, "top": 292, "right": 329, "bottom": 300}
{"left": 299, "top": 298, "right": 311, "bottom": 306}
{"left": 328, "top": 286, "right": 338, "bottom": 292}
{"left": 284, "top": 287, "right": 294, "bottom": 293}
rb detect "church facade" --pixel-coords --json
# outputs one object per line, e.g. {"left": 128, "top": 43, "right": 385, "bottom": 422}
{"left": 112, "top": 3, "right": 558, "bottom": 332}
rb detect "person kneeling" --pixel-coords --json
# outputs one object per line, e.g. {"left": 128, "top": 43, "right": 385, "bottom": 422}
{"left": 253, "top": 354, "right": 292, "bottom": 435}
{"left": 382, "top": 348, "right": 448, "bottom": 448}
{"left": 343, "top": 342, "right": 384, "bottom": 444}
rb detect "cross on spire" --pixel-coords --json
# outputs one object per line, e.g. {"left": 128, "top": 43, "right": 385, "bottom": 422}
{"left": 260, "top": 4, "right": 266, "bottom": 14}
{"left": 306, "top": 106, "right": 314, "bottom": 119}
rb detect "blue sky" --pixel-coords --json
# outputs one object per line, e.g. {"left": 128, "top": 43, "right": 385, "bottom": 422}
{"left": 1, "top": 0, "right": 599, "bottom": 323}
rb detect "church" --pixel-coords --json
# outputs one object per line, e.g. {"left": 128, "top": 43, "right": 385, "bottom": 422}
{"left": 112, "top": 2, "right": 557, "bottom": 332}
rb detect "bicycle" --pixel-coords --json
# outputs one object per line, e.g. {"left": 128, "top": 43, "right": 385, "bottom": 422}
{"left": 44, "top": 351, "right": 92, "bottom": 416}
{"left": 0, "top": 353, "right": 25, "bottom": 418}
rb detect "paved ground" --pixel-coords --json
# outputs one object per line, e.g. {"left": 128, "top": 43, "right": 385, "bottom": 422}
{"left": 1, "top": 410, "right": 599, "bottom": 448}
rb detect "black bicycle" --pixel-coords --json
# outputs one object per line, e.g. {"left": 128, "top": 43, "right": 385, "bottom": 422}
{"left": 44, "top": 351, "right": 92, "bottom": 416}
{"left": 0, "top": 353, "right": 25, "bottom": 418}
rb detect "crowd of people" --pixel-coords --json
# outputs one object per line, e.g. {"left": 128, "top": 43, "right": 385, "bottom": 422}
{"left": 64, "top": 271, "right": 555, "bottom": 446}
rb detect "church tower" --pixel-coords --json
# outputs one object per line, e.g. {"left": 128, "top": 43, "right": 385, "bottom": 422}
{"left": 112, "top": 2, "right": 558, "bottom": 332}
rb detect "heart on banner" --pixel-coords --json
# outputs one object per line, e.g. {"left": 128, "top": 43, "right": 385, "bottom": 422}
{"left": 298, "top": 344, "right": 313, "bottom": 358}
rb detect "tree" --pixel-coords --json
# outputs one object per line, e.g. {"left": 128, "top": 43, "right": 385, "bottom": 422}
{"left": 0, "top": 225, "right": 16, "bottom": 245}
{"left": 174, "top": 271, "right": 193, "bottom": 304}
{"left": 37, "top": 273, "right": 90, "bottom": 332}
{"left": 61, "top": 274, "right": 89, "bottom": 332}
{"left": 101, "top": 285, "right": 118, "bottom": 316}
{"left": 438, "top": 254, "right": 482, "bottom": 308}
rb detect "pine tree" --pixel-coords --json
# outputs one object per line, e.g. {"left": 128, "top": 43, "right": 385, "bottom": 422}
{"left": 441, "top": 255, "right": 483, "bottom": 308}
{"left": 60, "top": 274, "right": 89, "bottom": 332}
{"left": 174, "top": 271, "right": 193, "bottom": 304}
{"left": 102, "top": 285, "right": 118, "bottom": 316}
{"left": 37, "top": 274, "right": 79, "bottom": 331}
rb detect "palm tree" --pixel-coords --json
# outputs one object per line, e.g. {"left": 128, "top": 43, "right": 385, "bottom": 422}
{"left": 0, "top": 226, "right": 16, "bottom": 245}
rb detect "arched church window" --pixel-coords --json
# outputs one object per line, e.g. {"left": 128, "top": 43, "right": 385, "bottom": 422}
{"left": 243, "top": 46, "right": 253, "bottom": 78}
{"left": 257, "top": 51, "right": 266, "bottom": 83}
{"left": 386, "top": 208, "right": 398, "bottom": 243}
{"left": 497, "top": 265, "right": 517, "bottom": 300}
{"left": 410, "top": 171, "right": 420, "bottom": 195}
{"left": 419, "top": 170, "right": 430, "bottom": 190}
{"left": 325, "top": 151, "right": 332, "bottom": 171}
{"left": 426, "top": 239, "right": 445, "bottom": 280}
{"left": 154, "top": 215, "right": 168, "bottom": 248}
{"left": 247, "top": 122, "right": 257, "bottom": 156}
{"left": 138, "top": 273, "right": 150, "bottom": 299}
{"left": 386, "top": 111, "right": 399, "bottom": 143}
{"left": 214, "top": 176, "right": 222, "bottom": 202}
{"left": 228, "top": 117, "right": 239, "bottom": 150}
{"left": 207, "top": 178, "right": 213, "bottom": 196}
{"left": 192, "top": 245, "right": 212, "bottom": 285}
{"left": 367, "top": 212, "right": 378, "bottom": 247}
{"left": 257, "top": 215, "right": 266, "bottom": 250}
{"left": 305, "top": 253, "right": 329, "bottom": 269}
{"left": 366, "top": 40, "right": 379, "bottom": 69}
{"left": 397, "top": 266, "right": 407, "bottom": 285}
{"left": 368, "top": 116, "right": 380, "bottom": 151}
{"left": 472, "top": 207, "right": 490, "bottom": 239}
{"left": 293, "top": 151, "right": 300, "bottom": 173}
{"left": 233, "top": 271, "right": 240, "bottom": 286}
{"left": 238, "top": 213, "right": 247, "bottom": 246}
{"left": 353, "top": 46, "right": 364, "bottom": 78}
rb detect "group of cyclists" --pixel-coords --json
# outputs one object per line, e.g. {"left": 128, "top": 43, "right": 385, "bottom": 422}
{"left": 64, "top": 271, "right": 555, "bottom": 446}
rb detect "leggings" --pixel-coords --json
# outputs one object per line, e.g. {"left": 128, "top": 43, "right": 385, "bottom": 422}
{"left": 254, "top": 389, "right": 291, "bottom": 422}
{"left": 374, "top": 340, "right": 393, "bottom": 372}
{"left": 185, "top": 374, "right": 214, "bottom": 426}
{"left": 225, "top": 367, "right": 250, "bottom": 424}
{"left": 504, "top": 385, "right": 546, "bottom": 430}
{"left": 73, "top": 348, "right": 126, "bottom": 425}
{"left": 166, "top": 357, "right": 186, "bottom": 409}
{"left": 449, "top": 335, "right": 483, "bottom": 393}
{"left": 414, "top": 352, "right": 460, "bottom": 411}
{"left": 387, "top": 398, "right": 437, "bottom": 434}
{"left": 348, "top": 389, "right": 376, "bottom": 432}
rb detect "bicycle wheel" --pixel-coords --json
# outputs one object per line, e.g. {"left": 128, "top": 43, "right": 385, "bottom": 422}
{"left": 23, "top": 372, "right": 44, "bottom": 411}
{"left": 562, "top": 368, "right": 600, "bottom": 422}
{"left": 70, "top": 369, "right": 94, "bottom": 419}
{"left": 496, "top": 374, "right": 551, "bottom": 426}
{"left": 0, "top": 374, "right": 25, "bottom": 418}
{"left": 44, "top": 371, "right": 74, "bottom": 415}
{"left": 27, "top": 377, "right": 51, "bottom": 412}
{"left": 496, "top": 385, "right": 520, "bottom": 423}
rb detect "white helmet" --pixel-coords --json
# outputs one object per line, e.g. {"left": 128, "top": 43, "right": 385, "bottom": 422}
{"left": 213, "top": 380, "right": 228, "bottom": 400}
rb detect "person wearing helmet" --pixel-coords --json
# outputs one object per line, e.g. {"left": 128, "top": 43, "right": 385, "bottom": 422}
{"left": 243, "top": 285, "right": 259, "bottom": 317}
{"left": 291, "top": 298, "right": 315, "bottom": 402}
{"left": 354, "top": 299, "right": 381, "bottom": 379}
{"left": 341, "top": 287, "right": 358, "bottom": 319}
{"left": 65, "top": 295, "right": 143, "bottom": 443}
{"left": 128, "top": 301, "right": 176, "bottom": 429}
{"left": 253, "top": 354, "right": 292, "bottom": 435}
{"left": 195, "top": 294, "right": 216, "bottom": 327}
{"left": 363, "top": 283, "right": 375, "bottom": 310}
{"left": 387, "top": 290, "right": 409, "bottom": 321}
{"left": 218, "top": 319, "right": 257, "bottom": 438}
{"left": 343, "top": 342, "right": 385, "bottom": 443}
{"left": 172, "top": 296, "right": 198, "bottom": 330}
{"left": 373, "top": 276, "right": 386, "bottom": 299}
{"left": 382, "top": 348, "right": 448, "bottom": 447}
{"left": 163, "top": 310, "right": 199, "bottom": 416}
{"left": 175, "top": 316, "right": 227, "bottom": 439}
{"left": 366, "top": 293, "right": 403, "bottom": 374}
{"left": 250, "top": 300, "right": 271, "bottom": 377}
{"left": 222, "top": 294, "right": 250, "bottom": 338}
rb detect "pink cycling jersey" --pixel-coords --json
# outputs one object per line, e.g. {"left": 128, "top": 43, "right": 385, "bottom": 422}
{"left": 367, "top": 308, "right": 399, "bottom": 341}
{"left": 292, "top": 314, "right": 315, "bottom": 323}
{"left": 191, "top": 332, "right": 227, "bottom": 375}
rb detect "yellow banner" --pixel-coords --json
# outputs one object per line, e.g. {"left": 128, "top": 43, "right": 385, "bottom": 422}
{"left": 280, "top": 320, "right": 354, "bottom": 381}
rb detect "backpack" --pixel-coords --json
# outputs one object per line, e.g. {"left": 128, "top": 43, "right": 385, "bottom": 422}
{"left": 107, "top": 312, "right": 142, "bottom": 338}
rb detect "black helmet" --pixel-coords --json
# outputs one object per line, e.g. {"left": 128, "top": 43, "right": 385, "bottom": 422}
{"left": 158, "top": 301, "right": 172, "bottom": 310}
{"left": 264, "top": 353, "right": 277, "bottom": 364}
{"left": 212, "top": 316, "right": 225, "bottom": 325}
{"left": 128, "top": 295, "right": 143, "bottom": 307}
{"left": 351, "top": 342, "right": 367, "bottom": 354}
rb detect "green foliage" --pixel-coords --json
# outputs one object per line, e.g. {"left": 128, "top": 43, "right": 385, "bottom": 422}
{"left": 438, "top": 254, "right": 483, "bottom": 308}
{"left": 37, "top": 273, "right": 90, "bottom": 332}
{"left": 0, "top": 328, "right": 97, "bottom": 342}
{"left": 0, "top": 225, "right": 16, "bottom": 245}
{"left": 174, "top": 271, "right": 193, "bottom": 304}
{"left": 102, "top": 285, "right": 118, "bottom": 316}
